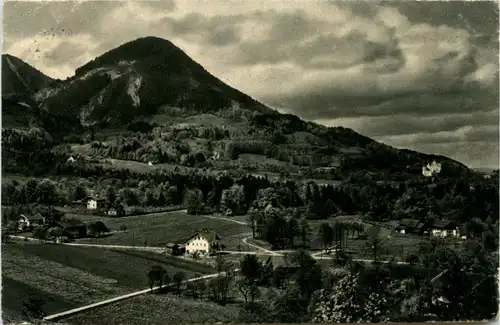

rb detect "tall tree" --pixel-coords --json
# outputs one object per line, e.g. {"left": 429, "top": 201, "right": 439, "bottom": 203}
{"left": 319, "top": 223, "right": 334, "bottom": 252}
{"left": 88, "top": 221, "right": 109, "bottom": 237}
{"left": 366, "top": 226, "right": 385, "bottom": 263}
{"left": 147, "top": 265, "right": 168, "bottom": 291}
{"left": 173, "top": 271, "right": 186, "bottom": 296}
{"left": 299, "top": 219, "right": 311, "bottom": 247}
{"left": 310, "top": 274, "right": 390, "bottom": 323}
{"left": 240, "top": 254, "right": 262, "bottom": 283}
{"left": 286, "top": 218, "right": 300, "bottom": 247}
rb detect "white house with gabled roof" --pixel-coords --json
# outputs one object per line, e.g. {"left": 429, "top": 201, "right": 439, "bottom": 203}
{"left": 184, "top": 230, "right": 222, "bottom": 256}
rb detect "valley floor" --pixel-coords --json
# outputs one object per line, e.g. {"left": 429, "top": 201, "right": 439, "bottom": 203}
{"left": 1, "top": 240, "right": 215, "bottom": 321}
{"left": 2, "top": 208, "right": 468, "bottom": 324}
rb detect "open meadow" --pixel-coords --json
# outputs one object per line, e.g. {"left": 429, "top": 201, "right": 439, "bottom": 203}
{"left": 75, "top": 211, "right": 252, "bottom": 250}
{"left": 63, "top": 292, "right": 240, "bottom": 325}
{"left": 1, "top": 241, "right": 216, "bottom": 320}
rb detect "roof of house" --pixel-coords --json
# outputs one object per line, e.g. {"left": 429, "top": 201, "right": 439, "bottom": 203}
{"left": 19, "top": 213, "right": 45, "bottom": 221}
{"left": 87, "top": 197, "right": 106, "bottom": 202}
{"left": 56, "top": 219, "right": 86, "bottom": 229}
{"left": 184, "top": 231, "right": 221, "bottom": 244}
{"left": 430, "top": 220, "right": 457, "bottom": 229}
{"left": 397, "top": 219, "right": 421, "bottom": 229}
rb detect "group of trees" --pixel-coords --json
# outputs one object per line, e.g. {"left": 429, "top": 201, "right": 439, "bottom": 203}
{"left": 147, "top": 266, "right": 186, "bottom": 295}
{"left": 147, "top": 256, "right": 235, "bottom": 304}
{"left": 241, "top": 241, "right": 498, "bottom": 323}
{"left": 145, "top": 238, "right": 497, "bottom": 323}
{"left": 3, "top": 162, "right": 498, "bottom": 246}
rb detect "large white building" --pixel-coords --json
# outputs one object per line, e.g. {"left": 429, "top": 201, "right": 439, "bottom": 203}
{"left": 184, "top": 231, "right": 222, "bottom": 256}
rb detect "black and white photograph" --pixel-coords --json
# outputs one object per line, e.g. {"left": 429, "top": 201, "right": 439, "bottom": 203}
{"left": 1, "top": 0, "right": 499, "bottom": 324}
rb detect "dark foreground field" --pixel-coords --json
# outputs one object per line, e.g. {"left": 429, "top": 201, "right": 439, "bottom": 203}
{"left": 1, "top": 241, "right": 215, "bottom": 320}
{"left": 63, "top": 294, "right": 240, "bottom": 325}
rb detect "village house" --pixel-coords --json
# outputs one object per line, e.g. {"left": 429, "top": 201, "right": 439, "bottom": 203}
{"left": 184, "top": 230, "right": 223, "bottom": 256}
{"left": 67, "top": 156, "right": 76, "bottom": 163}
{"left": 105, "top": 203, "right": 124, "bottom": 217}
{"left": 17, "top": 213, "right": 46, "bottom": 231}
{"left": 165, "top": 243, "right": 184, "bottom": 256}
{"left": 396, "top": 219, "right": 460, "bottom": 238}
{"left": 395, "top": 218, "right": 424, "bottom": 235}
{"left": 424, "top": 220, "right": 460, "bottom": 238}
{"left": 86, "top": 197, "right": 106, "bottom": 210}
{"left": 55, "top": 219, "right": 87, "bottom": 239}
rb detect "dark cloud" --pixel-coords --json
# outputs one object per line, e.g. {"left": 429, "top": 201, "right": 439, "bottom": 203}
{"left": 337, "top": 0, "right": 499, "bottom": 37}
{"left": 266, "top": 9, "right": 325, "bottom": 42}
{"left": 266, "top": 86, "right": 498, "bottom": 120}
{"left": 225, "top": 10, "right": 404, "bottom": 70}
{"left": 166, "top": 13, "right": 242, "bottom": 46}
{"left": 387, "top": 140, "right": 499, "bottom": 169}
{"left": 337, "top": 110, "right": 499, "bottom": 138}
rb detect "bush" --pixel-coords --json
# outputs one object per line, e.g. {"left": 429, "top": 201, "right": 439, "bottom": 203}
{"left": 32, "top": 228, "right": 49, "bottom": 240}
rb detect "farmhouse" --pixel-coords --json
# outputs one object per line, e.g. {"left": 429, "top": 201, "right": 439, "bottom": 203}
{"left": 17, "top": 213, "right": 45, "bottom": 231}
{"left": 184, "top": 230, "right": 222, "bottom": 256}
{"left": 165, "top": 243, "right": 184, "bottom": 255}
{"left": 87, "top": 197, "right": 106, "bottom": 210}
{"left": 55, "top": 219, "right": 87, "bottom": 239}
{"left": 395, "top": 219, "right": 424, "bottom": 235}
{"left": 423, "top": 220, "right": 460, "bottom": 238}
{"left": 396, "top": 218, "right": 460, "bottom": 238}
{"left": 67, "top": 156, "right": 76, "bottom": 163}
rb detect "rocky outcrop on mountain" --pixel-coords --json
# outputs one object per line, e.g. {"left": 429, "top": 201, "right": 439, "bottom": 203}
{"left": 32, "top": 36, "right": 273, "bottom": 126}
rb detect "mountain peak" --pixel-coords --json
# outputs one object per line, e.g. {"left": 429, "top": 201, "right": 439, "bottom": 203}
{"left": 75, "top": 36, "right": 190, "bottom": 76}
{"left": 2, "top": 53, "right": 54, "bottom": 97}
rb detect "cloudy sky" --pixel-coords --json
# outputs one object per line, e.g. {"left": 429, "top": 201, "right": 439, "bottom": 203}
{"left": 2, "top": 0, "right": 499, "bottom": 169}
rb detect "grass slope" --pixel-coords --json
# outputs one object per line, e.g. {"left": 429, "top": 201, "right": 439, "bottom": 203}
{"left": 2, "top": 242, "right": 215, "bottom": 317}
{"left": 63, "top": 293, "right": 240, "bottom": 325}
{"left": 75, "top": 211, "right": 251, "bottom": 250}
{"left": 1, "top": 277, "right": 75, "bottom": 323}
{"left": 1, "top": 241, "right": 217, "bottom": 319}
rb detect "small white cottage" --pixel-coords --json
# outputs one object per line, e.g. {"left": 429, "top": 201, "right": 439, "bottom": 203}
{"left": 86, "top": 197, "right": 105, "bottom": 210}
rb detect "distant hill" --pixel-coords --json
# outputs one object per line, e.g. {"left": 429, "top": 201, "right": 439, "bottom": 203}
{"left": 2, "top": 54, "right": 57, "bottom": 129}
{"left": 2, "top": 54, "right": 55, "bottom": 98}
{"left": 1, "top": 37, "right": 472, "bottom": 179}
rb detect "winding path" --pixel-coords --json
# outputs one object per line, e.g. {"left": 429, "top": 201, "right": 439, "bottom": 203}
{"left": 16, "top": 211, "right": 410, "bottom": 322}
{"left": 201, "top": 214, "right": 249, "bottom": 225}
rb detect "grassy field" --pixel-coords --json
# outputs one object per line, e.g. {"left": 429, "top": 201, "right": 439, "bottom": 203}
{"left": 1, "top": 241, "right": 216, "bottom": 320}
{"left": 63, "top": 293, "right": 240, "bottom": 325}
{"left": 75, "top": 211, "right": 252, "bottom": 250}
{"left": 309, "top": 216, "right": 424, "bottom": 260}
{"left": 96, "top": 158, "right": 183, "bottom": 173}
{"left": 1, "top": 276, "right": 77, "bottom": 323}
{"left": 343, "top": 234, "right": 424, "bottom": 260}
{"left": 238, "top": 153, "right": 288, "bottom": 167}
